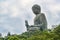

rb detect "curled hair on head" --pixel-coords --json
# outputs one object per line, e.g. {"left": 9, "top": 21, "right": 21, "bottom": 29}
{"left": 32, "top": 4, "right": 41, "bottom": 15}
{"left": 32, "top": 4, "right": 41, "bottom": 11}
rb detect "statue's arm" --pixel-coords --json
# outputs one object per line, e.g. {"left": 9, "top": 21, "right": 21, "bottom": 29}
{"left": 25, "top": 21, "right": 43, "bottom": 27}
{"left": 30, "top": 23, "right": 43, "bottom": 27}
{"left": 40, "top": 13, "right": 47, "bottom": 29}
{"left": 41, "top": 13, "right": 47, "bottom": 25}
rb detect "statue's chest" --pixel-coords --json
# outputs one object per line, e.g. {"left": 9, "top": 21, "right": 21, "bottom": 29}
{"left": 34, "top": 14, "right": 42, "bottom": 24}
{"left": 35, "top": 16, "right": 40, "bottom": 21}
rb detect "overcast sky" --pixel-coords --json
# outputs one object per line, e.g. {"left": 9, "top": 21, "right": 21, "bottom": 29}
{"left": 0, "top": 0, "right": 60, "bottom": 36}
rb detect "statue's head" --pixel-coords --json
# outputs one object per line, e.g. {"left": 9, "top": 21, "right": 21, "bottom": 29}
{"left": 32, "top": 4, "right": 41, "bottom": 15}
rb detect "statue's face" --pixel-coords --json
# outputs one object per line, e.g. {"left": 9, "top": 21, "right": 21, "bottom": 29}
{"left": 32, "top": 4, "right": 41, "bottom": 15}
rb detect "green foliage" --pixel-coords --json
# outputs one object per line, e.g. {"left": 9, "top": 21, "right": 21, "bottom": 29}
{"left": 0, "top": 24, "right": 60, "bottom": 40}
{"left": 8, "top": 36, "right": 19, "bottom": 40}
{"left": 54, "top": 25, "right": 60, "bottom": 35}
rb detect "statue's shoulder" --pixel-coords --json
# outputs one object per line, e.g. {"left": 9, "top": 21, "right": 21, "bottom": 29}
{"left": 40, "top": 13, "right": 45, "bottom": 17}
{"left": 41, "top": 13, "right": 45, "bottom": 16}
{"left": 37, "top": 13, "right": 45, "bottom": 17}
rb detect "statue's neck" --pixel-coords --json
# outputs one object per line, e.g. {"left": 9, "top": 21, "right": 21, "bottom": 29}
{"left": 36, "top": 13, "right": 41, "bottom": 16}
